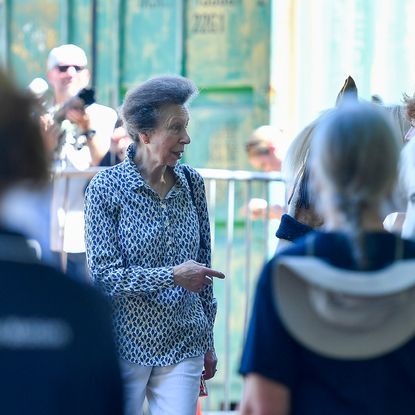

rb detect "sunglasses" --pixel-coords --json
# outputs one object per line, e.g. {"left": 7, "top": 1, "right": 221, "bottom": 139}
{"left": 56, "top": 65, "right": 85, "bottom": 73}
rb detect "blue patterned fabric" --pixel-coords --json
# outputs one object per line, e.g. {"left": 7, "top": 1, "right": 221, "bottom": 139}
{"left": 84, "top": 144, "right": 217, "bottom": 366}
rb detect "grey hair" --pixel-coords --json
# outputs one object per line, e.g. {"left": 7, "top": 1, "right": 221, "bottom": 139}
{"left": 310, "top": 102, "right": 400, "bottom": 268}
{"left": 121, "top": 75, "right": 198, "bottom": 141}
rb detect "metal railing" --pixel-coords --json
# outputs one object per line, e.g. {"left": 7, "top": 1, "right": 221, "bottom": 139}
{"left": 197, "top": 168, "right": 285, "bottom": 411}
{"left": 54, "top": 166, "right": 286, "bottom": 411}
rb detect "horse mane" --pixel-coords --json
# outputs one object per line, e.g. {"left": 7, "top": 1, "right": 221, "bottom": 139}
{"left": 282, "top": 117, "right": 320, "bottom": 186}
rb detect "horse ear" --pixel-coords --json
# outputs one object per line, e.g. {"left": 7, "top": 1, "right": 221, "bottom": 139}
{"left": 336, "top": 76, "right": 358, "bottom": 106}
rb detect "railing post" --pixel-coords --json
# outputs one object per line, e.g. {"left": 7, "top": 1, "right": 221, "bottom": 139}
{"left": 243, "top": 180, "right": 253, "bottom": 341}
{"left": 223, "top": 178, "right": 235, "bottom": 411}
{"left": 208, "top": 179, "right": 217, "bottom": 255}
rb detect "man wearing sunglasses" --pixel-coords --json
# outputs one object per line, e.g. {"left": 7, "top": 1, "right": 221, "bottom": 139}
{"left": 46, "top": 44, "right": 117, "bottom": 282}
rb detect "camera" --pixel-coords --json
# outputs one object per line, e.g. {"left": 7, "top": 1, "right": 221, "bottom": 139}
{"left": 52, "top": 87, "right": 96, "bottom": 154}
{"left": 53, "top": 87, "right": 95, "bottom": 124}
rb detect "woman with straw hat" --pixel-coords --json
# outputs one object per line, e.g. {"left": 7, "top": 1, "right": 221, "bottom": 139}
{"left": 240, "top": 101, "right": 415, "bottom": 415}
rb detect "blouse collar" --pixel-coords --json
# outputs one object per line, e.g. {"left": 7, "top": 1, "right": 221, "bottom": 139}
{"left": 123, "top": 143, "right": 188, "bottom": 192}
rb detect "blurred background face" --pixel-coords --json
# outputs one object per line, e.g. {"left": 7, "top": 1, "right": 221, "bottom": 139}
{"left": 47, "top": 61, "right": 89, "bottom": 99}
{"left": 248, "top": 151, "right": 282, "bottom": 172}
{"left": 111, "top": 126, "right": 133, "bottom": 161}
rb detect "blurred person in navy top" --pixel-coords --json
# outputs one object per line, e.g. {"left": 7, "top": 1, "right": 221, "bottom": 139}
{"left": 0, "top": 71, "right": 123, "bottom": 414}
{"left": 240, "top": 101, "right": 415, "bottom": 415}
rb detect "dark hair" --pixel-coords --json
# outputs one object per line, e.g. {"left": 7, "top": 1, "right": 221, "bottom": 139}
{"left": 121, "top": 75, "right": 198, "bottom": 142}
{"left": 114, "top": 117, "right": 123, "bottom": 129}
{"left": 0, "top": 71, "right": 49, "bottom": 195}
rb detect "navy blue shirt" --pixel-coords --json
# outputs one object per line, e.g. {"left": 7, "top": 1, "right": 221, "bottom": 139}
{"left": 275, "top": 214, "right": 313, "bottom": 242}
{"left": 0, "top": 228, "right": 123, "bottom": 415}
{"left": 240, "top": 231, "right": 415, "bottom": 415}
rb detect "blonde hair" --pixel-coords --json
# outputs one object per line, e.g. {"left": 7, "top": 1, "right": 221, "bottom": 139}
{"left": 311, "top": 102, "right": 400, "bottom": 267}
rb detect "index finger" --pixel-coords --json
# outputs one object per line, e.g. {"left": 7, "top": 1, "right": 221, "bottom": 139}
{"left": 203, "top": 268, "right": 225, "bottom": 279}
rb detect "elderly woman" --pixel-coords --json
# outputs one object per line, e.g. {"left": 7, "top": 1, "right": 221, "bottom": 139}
{"left": 84, "top": 75, "right": 224, "bottom": 415}
{"left": 240, "top": 102, "right": 415, "bottom": 415}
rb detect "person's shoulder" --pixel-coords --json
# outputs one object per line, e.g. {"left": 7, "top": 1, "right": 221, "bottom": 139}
{"left": 275, "top": 229, "right": 321, "bottom": 257}
{"left": 276, "top": 214, "right": 314, "bottom": 243}
{"left": 258, "top": 236, "right": 310, "bottom": 287}
{"left": 88, "top": 162, "right": 124, "bottom": 190}
{"left": 1, "top": 260, "right": 104, "bottom": 301}
{"left": 42, "top": 264, "right": 110, "bottom": 313}
{"left": 276, "top": 230, "right": 352, "bottom": 266}
{"left": 177, "top": 163, "right": 204, "bottom": 183}
{"left": 402, "top": 236, "right": 415, "bottom": 259}
{"left": 178, "top": 163, "right": 200, "bottom": 176}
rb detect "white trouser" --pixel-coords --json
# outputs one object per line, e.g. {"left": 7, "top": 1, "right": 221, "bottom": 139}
{"left": 121, "top": 355, "right": 204, "bottom": 415}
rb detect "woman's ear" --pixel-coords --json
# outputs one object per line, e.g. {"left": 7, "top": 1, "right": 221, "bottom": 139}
{"left": 138, "top": 131, "right": 150, "bottom": 145}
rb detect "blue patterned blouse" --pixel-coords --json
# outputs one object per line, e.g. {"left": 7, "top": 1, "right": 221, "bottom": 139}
{"left": 84, "top": 144, "right": 217, "bottom": 366}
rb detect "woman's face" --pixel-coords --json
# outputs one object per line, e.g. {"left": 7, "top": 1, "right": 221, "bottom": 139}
{"left": 145, "top": 104, "right": 190, "bottom": 167}
{"left": 248, "top": 152, "right": 281, "bottom": 172}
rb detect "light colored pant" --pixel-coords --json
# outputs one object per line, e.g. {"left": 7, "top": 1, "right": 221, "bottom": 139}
{"left": 121, "top": 355, "right": 204, "bottom": 415}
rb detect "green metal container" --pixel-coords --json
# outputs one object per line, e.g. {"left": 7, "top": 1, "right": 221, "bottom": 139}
{"left": 0, "top": 0, "right": 271, "bottom": 170}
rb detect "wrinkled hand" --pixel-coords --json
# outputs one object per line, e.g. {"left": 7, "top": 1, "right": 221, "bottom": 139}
{"left": 203, "top": 349, "right": 218, "bottom": 380}
{"left": 173, "top": 260, "right": 225, "bottom": 293}
{"left": 66, "top": 108, "right": 91, "bottom": 132}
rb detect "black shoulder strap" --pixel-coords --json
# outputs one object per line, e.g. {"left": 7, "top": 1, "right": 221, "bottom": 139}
{"left": 182, "top": 165, "right": 207, "bottom": 250}
{"left": 183, "top": 165, "right": 196, "bottom": 210}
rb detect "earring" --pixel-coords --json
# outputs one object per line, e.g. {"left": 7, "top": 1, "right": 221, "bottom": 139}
{"left": 139, "top": 132, "right": 150, "bottom": 144}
